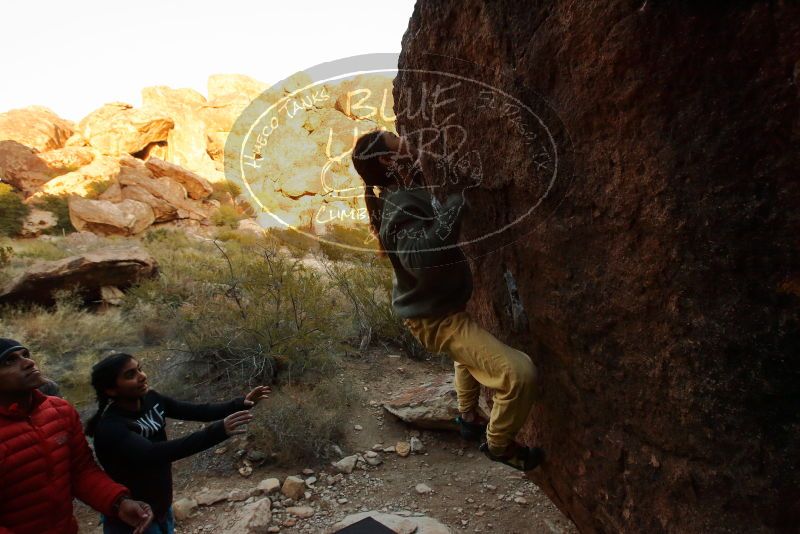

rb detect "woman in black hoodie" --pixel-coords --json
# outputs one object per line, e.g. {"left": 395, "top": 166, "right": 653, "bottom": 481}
{"left": 85, "top": 353, "right": 269, "bottom": 534}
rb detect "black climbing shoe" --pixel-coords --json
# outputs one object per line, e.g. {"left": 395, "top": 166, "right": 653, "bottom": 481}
{"left": 454, "top": 414, "right": 487, "bottom": 441}
{"left": 479, "top": 441, "right": 545, "bottom": 472}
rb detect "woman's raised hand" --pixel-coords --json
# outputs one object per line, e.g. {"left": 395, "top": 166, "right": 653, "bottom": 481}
{"left": 223, "top": 410, "right": 254, "bottom": 436}
{"left": 244, "top": 385, "right": 271, "bottom": 407}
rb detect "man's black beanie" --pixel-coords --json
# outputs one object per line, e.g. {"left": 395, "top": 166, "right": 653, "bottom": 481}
{"left": 0, "top": 338, "right": 26, "bottom": 363}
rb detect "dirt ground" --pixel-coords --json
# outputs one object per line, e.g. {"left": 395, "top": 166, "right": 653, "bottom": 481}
{"left": 76, "top": 349, "right": 577, "bottom": 533}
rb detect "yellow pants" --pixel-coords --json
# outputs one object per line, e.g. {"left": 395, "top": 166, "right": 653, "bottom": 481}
{"left": 403, "top": 310, "right": 537, "bottom": 452}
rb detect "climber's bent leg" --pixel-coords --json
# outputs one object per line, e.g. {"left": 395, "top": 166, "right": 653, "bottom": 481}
{"left": 453, "top": 359, "right": 482, "bottom": 414}
{"left": 403, "top": 311, "right": 538, "bottom": 453}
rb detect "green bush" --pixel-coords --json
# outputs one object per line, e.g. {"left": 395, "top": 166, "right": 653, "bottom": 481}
{"left": 0, "top": 244, "right": 13, "bottom": 286}
{"left": 211, "top": 204, "right": 244, "bottom": 228}
{"left": 0, "top": 184, "right": 30, "bottom": 237}
{"left": 142, "top": 227, "right": 193, "bottom": 247}
{"left": 130, "top": 237, "right": 343, "bottom": 386}
{"left": 0, "top": 291, "right": 139, "bottom": 357}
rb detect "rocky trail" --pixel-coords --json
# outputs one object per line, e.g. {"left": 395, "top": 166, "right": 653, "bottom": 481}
{"left": 75, "top": 351, "right": 576, "bottom": 533}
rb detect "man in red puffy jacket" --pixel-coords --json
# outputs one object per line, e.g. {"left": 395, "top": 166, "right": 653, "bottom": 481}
{"left": 0, "top": 339, "right": 154, "bottom": 534}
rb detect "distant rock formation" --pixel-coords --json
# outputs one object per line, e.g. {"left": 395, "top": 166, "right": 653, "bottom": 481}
{"left": 397, "top": 2, "right": 800, "bottom": 533}
{"left": 0, "top": 73, "right": 395, "bottom": 237}
{"left": 0, "top": 106, "right": 74, "bottom": 152}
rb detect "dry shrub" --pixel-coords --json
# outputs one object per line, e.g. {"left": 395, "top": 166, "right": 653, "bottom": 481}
{"left": 320, "top": 254, "right": 428, "bottom": 359}
{"left": 132, "top": 233, "right": 343, "bottom": 387}
{"left": 264, "top": 227, "right": 319, "bottom": 257}
{"left": 317, "top": 224, "right": 378, "bottom": 262}
{"left": 0, "top": 291, "right": 138, "bottom": 357}
{"left": 248, "top": 376, "right": 360, "bottom": 463}
{"left": 211, "top": 205, "right": 244, "bottom": 228}
{"left": 0, "top": 291, "right": 139, "bottom": 404}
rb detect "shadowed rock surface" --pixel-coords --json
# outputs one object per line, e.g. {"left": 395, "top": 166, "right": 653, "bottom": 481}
{"left": 396, "top": 1, "right": 799, "bottom": 532}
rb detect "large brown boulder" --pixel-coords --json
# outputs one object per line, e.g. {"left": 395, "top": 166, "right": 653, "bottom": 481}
{"left": 0, "top": 245, "right": 158, "bottom": 306}
{"left": 278, "top": 165, "right": 326, "bottom": 199}
{"left": 382, "top": 374, "right": 465, "bottom": 431}
{"left": 145, "top": 157, "right": 212, "bottom": 200}
{"left": 33, "top": 155, "right": 121, "bottom": 198}
{"left": 37, "top": 147, "right": 96, "bottom": 174}
{"left": 397, "top": 2, "right": 799, "bottom": 533}
{"left": 79, "top": 103, "right": 174, "bottom": 156}
{"left": 141, "top": 86, "right": 220, "bottom": 180}
{"left": 0, "top": 140, "right": 54, "bottom": 194}
{"left": 68, "top": 197, "right": 155, "bottom": 236}
{"left": 0, "top": 106, "right": 74, "bottom": 152}
{"left": 119, "top": 185, "right": 179, "bottom": 223}
{"left": 117, "top": 156, "right": 209, "bottom": 220}
{"left": 200, "top": 93, "right": 250, "bottom": 135}
{"left": 203, "top": 75, "right": 284, "bottom": 143}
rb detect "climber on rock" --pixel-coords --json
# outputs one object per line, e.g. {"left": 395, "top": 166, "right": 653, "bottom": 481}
{"left": 351, "top": 130, "right": 544, "bottom": 471}
{"left": 0, "top": 338, "right": 154, "bottom": 534}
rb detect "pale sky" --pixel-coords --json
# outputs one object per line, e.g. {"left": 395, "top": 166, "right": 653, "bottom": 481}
{"left": 1, "top": 0, "right": 416, "bottom": 121}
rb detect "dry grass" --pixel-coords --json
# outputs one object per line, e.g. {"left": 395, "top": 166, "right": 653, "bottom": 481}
{"left": 0, "top": 291, "right": 139, "bottom": 404}
{"left": 248, "top": 376, "right": 361, "bottom": 463}
{"left": 1, "top": 226, "right": 414, "bottom": 460}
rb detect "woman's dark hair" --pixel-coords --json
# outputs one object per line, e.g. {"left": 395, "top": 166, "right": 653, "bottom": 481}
{"left": 352, "top": 130, "right": 393, "bottom": 251}
{"left": 85, "top": 353, "right": 134, "bottom": 437}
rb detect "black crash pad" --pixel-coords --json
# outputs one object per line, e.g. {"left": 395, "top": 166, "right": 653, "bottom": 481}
{"left": 334, "top": 516, "right": 398, "bottom": 533}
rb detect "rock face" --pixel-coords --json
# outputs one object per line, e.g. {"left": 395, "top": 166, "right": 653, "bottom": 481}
{"left": 79, "top": 102, "right": 173, "bottom": 156}
{"left": 230, "top": 497, "right": 272, "bottom": 533}
{"left": 141, "top": 86, "right": 221, "bottom": 180}
{"left": 34, "top": 155, "right": 120, "bottom": 198}
{"left": 1, "top": 73, "right": 397, "bottom": 237}
{"left": 145, "top": 157, "right": 213, "bottom": 200}
{"left": 0, "top": 106, "right": 74, "bottom": 152}
{"left": 0, "top": 246, "right": 158, "bottom": 306}
{"left": 382, "top": 374, "right": 465, "bottom": 431}
{"left": 0, "top": 140, "right": 54, "bottom": 194}
{"left": 69, "top": 197, "right": 155, "bottom": 236}
{"left": 397, "top": 2, "right": 800, "bottom": 533}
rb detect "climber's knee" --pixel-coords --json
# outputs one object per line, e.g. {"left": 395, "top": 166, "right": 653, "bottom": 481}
{"left": 508, "top": 354, "right": 537, "bottom": 397}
